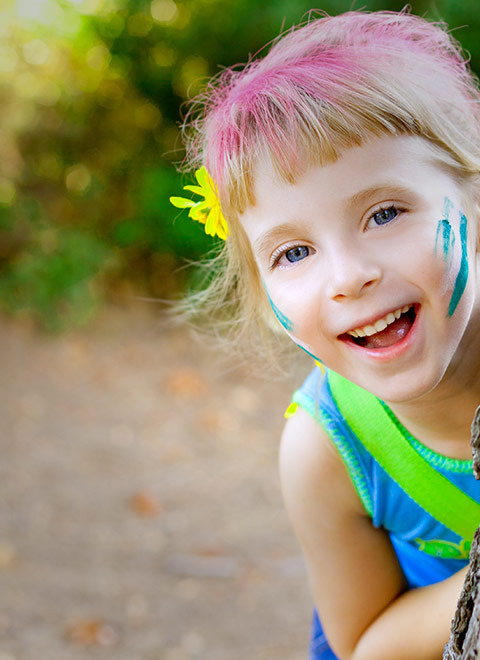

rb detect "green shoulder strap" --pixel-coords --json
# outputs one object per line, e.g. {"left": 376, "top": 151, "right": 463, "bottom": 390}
{"left": 328, "top": 370, "right": 480, "bottom": 542}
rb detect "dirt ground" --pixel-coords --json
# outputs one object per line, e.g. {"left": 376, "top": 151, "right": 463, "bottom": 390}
{"left": 0, "top": 304, "right": 314, "bottom": 660}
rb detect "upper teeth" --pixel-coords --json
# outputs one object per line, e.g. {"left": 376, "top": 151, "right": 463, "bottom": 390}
{"left": 346, "top": 305, "right": 412, "bottom": 338}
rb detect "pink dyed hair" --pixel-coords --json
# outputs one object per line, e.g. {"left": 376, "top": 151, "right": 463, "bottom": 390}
{"left": 184, "top": 9, "right": 480, "bottom": 217}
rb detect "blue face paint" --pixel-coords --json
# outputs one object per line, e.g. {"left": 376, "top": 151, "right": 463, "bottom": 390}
{"left": 263, "top": 283, "right": 324, "bottom": 363}
{"left": 264, "top": 286, "right": 294, "bottom": 332}
{"left": 435, "top": 197, "right": 456, "bottom": 266}
{"left": 443, "top": 196, "right": 454, "bottom": 221}
{"left": 297, "top": 344, "right": 324, "bottom": 363}
{"left": 434, "top": 197, "right": 469, "bottom": 317}
{"left": 435, "top": 219, "right": 455, "bottom": 266}
{"left": 448, "top": 212, "right": 469, "bottom": 317}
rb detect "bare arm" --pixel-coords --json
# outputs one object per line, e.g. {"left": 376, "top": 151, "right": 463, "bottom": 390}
{"left": 280, "top": 407, "right": 466, "bottom": 660}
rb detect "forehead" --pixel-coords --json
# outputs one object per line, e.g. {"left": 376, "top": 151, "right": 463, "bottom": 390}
{"left": 244, "top": 135, "right": 459, "bottom": 221}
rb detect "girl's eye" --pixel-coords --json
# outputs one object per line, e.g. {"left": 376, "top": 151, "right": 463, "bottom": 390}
{"left": 270, "top": 244, "right": 311, "bottom": 269}
{"left": 369, "top": 206, "right": 399, "bottom": 227}
{"left": 285, "top": 246, "right": 309, "bottom": 263}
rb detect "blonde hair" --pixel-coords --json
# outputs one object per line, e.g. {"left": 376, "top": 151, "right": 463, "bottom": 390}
{"left": 179, "top": 9, "right": 480, "bottom": 361}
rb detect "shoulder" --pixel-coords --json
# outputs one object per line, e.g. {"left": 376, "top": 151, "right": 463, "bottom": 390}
{"left": 280, "top": 405, "right": 363, "bottom": 506}
{"left": 279, "top": 405, "right": 366, "bottom": 535}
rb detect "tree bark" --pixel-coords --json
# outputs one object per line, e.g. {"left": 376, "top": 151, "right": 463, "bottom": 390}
{"left": 443, "top": 405, "right": 480, "bottom": 659}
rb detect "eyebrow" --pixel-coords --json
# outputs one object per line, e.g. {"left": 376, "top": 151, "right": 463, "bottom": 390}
{"left": 253, "top": 222, "right": 300, "bottom": 257}
{"left": 344, "top": 184, "right": 416, "bottom": 211}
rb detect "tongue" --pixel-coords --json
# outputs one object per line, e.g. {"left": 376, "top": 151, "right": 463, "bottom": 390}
{"left": 362, "top": 314, "right": 414, "bottom": 349}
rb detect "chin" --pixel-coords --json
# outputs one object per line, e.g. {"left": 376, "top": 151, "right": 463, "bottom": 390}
{"left": 355, "top": 369, "right": 444, "bottom": 404}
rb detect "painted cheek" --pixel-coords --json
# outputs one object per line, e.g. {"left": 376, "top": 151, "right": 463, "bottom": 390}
{"left": 435, "top": 219, "right": 455, "bottom": 266}
{"left": 264, "top": 285, "right": 325, "bottom": 364}
{"left": 448, "top": 211, "right": 469, "bottom": 317}
{"left": 435, "top": 197, "right": 456, "bottom": 265}
{"left": 264, "top": 286, "right": 294, "bottom": 332}
{"left": 434, "top": 197, "right": 469, "bottom": 317}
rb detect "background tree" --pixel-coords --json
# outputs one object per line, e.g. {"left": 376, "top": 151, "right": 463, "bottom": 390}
{"left": 444, "top": 408, "right": 480, "bottom": 658}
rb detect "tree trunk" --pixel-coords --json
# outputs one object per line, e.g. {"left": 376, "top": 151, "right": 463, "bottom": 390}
{"left": 443, "top": 405, "right": 480, "bottom": 659}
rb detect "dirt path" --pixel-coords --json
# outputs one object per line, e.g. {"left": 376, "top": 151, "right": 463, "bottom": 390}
{"left": 0, "top": 305, "right": 312, "bottom": 660}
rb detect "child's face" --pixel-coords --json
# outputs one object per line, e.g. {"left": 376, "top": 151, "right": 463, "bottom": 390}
{"left": 239, "top": 134, "right": 480, "bottom": 402}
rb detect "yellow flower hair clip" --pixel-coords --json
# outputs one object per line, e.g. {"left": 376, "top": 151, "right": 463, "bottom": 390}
{"left": 169, "top": 166, "right": 229, "bottom": 240}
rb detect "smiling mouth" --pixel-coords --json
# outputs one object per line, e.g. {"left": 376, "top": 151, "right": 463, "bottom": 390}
{"left": 340, "top": 305, "right": 417, "bottom": 349}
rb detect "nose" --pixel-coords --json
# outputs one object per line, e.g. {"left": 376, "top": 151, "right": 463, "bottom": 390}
{"left": 324, "top": 244, "right": 382, "bottom": 302}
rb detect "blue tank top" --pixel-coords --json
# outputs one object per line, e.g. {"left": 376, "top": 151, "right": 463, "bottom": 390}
{"left": 292, "top": 367, "right": 480, "bottom": 589}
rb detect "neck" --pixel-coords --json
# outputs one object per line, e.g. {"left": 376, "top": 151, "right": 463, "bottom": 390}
{"left": 388, "top": 314, "right": 480, "bottom": 461}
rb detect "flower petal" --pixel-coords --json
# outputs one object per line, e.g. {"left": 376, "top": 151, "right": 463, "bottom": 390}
{"left": 189, "top": 204, "right": 207, "bottom": 224}
{"left": 183, "top": 185, "right": 205, "bottom": 196}
{"left": 218, "top": 215, "right": 229, "bottom": 240}
{"left": 195, "top": 166, "right": 209, "bottom": 188}
{"left": 170, "top": 196, "right": 196, "bottom": 209}
{"left": 205, "top": 205, "right": 227, "bottom": 239}
{"left": 204, "top": 213, "right": 215, "bottom": 237}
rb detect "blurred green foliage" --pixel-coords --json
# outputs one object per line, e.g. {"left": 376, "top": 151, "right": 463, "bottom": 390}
{"left": 0, "top": 0, "right": 479, "bottom": 330}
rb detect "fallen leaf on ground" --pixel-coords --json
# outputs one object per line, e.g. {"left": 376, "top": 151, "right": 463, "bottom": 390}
{"left": 129, "top": 491, "right": 162, "bottom": 516}
{"left": 197, "top": 409, "right": 237, "bottom": 432}
{"left": 66, "top": 619, "right": 117, "bottom": 647}
{"left": 165, "top": 369, "right": 208, "bottom": 398}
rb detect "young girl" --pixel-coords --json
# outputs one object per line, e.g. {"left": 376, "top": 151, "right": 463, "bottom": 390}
{"left": 170, "top": 9, "right": 480, "bottom": 659}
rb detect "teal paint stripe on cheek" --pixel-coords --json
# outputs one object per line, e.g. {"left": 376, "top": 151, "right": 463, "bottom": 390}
{"left": 448, "top": 212, "right": 469, "bottom": 317}
{"left": 297, "top": 344, "right": 324, "bottom": 363}
{"left": 443, "top": 196, "right": 454, "bottom": 221}
{"left": 435, "top": 219, "right": 453, "bottom": 263}
{"left": 264, "top": 288, "right": 294, "bottom": 332}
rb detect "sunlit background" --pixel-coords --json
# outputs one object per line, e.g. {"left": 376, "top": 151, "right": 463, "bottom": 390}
{"left": 1, "top": 1, "right": 479, "bottom": 659}
{"left": 1, "top": 0, "right": 479, "bottom": 331}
